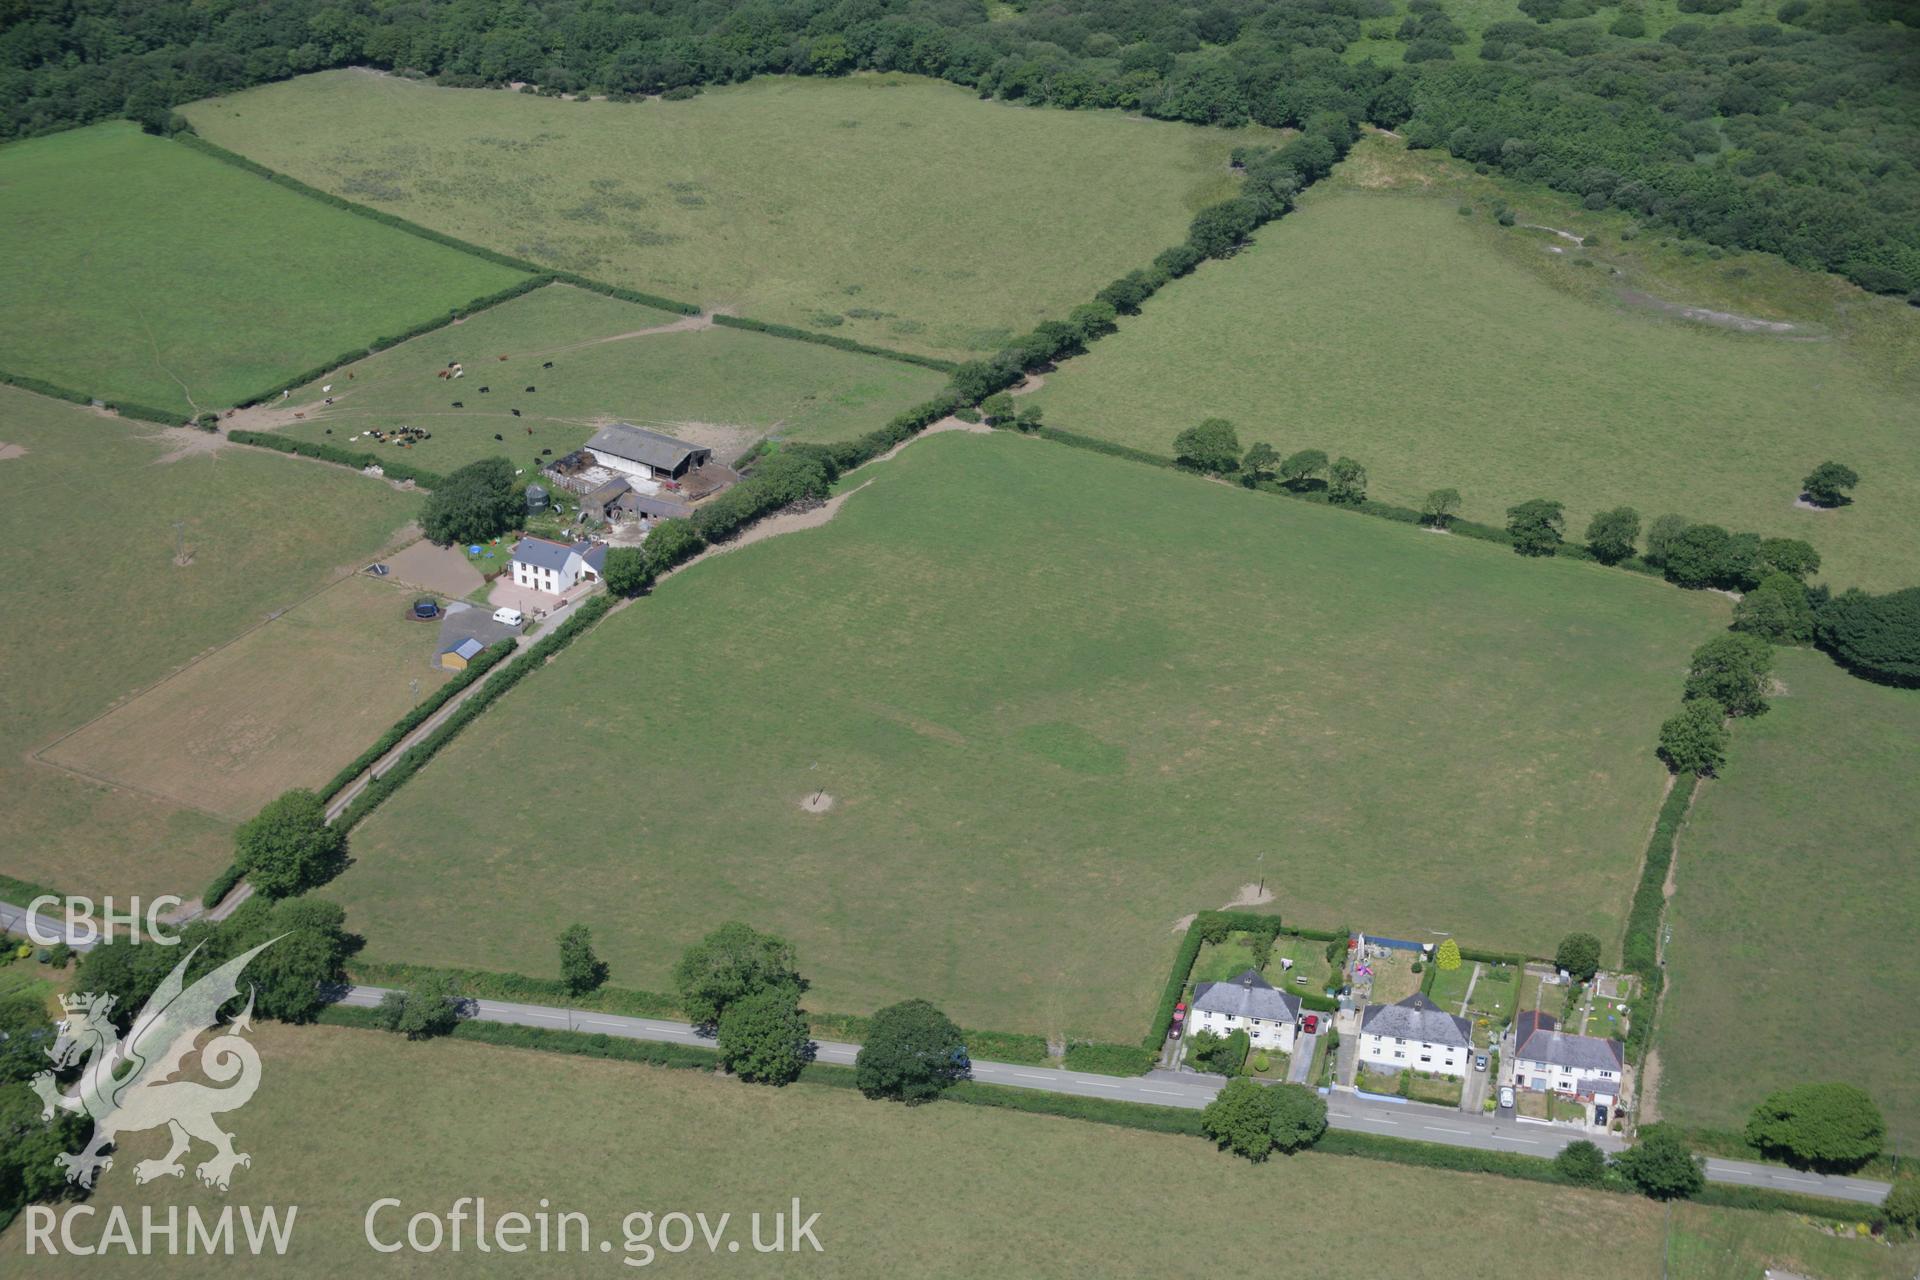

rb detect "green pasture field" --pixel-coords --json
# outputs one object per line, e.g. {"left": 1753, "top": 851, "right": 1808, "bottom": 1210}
{"left": 331, "top": 431, "right": 1722, "bottom": 1041}
{"left": 250, "top": 283, "right": 948, "bottom": 472}
{"left": 2, "top": 1023, "right": 1907, "bottom": 1277}
{"left": 1660, "top": 648, "right": 1920, "bottom": 1147}
{"left": 0, "top": 385, "right": 421, "bottom": 900}
{"left": 180, "top": 70, "right": 1276, "bottom": 362}
{"left": 1031, "top": 137, "right": 1920, "bottom": 592}
{"left": 0, "top": 122, "right": 527, "bottom": 415}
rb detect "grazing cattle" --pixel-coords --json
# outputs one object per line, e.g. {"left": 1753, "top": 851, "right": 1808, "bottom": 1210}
{"left": 324, "top": 428, "right": 332, "bottom": 434}
{"left": 452, "top": 401, "right": 463, "bottom": 408}
{"left": 494, "top": 434, "right": 503, "bottom": 441}
{"left": 525, "top": 386, "right": 535, "bottom": 393}
{"left": 542, "top": 361, "right": 553, "bottom": 369}
{"left": 479, "top": 387, "right": 489, "bottom": 393}
{"left": 294, "top": 412, "right": 304, "bottom": 419}
{"left": 499, "top": 355, "right": 508, "bottom": 361}
{"left": 511, "top": 409, "right": 521, "bottom": 417}
{"left": 526, "top": 426, "right": 533, "bottom": 434}
{"left": 437, "top": 370, "right": 450, "bottom": 379}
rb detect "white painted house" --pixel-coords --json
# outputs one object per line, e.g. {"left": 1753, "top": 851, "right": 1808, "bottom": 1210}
{"left": 1510, "top": 1011, "right": 1624, "bottom": 1102}
{"left": 583, "top": 423, "right": 712, "bottom": 484}
{"left": 509, "top": 536, "right": 607, "bottom": 596}
{"left": 1358, "top": 992, "right": 1472, "bottom": 1078}
{"left": 1188, "top": 969, "right": 1301, "bottom": 1053}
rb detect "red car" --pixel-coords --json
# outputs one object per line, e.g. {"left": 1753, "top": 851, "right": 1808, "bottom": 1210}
{"left": 1170, "top": 1002, "right": 1186, "bottom": 1039}
{"left": 1302, "top": 1014, "right": 1320, "bottom": 1035}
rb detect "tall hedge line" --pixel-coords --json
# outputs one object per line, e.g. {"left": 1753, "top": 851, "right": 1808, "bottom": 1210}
{"left": 712, "top": 314, "right": 957, "bottom": 372}
{"left": 226, "top": 429, "right": 451, "bottom": 489}
{"left": 0, "top": 366, "right": 188, "bottom": 426}
{"left": 319, "top": 1002, "right": 722, "bottom": 1071}
{"left": 318, "top": 639, "right": 514, "bottom": 802}
{"left": 943, "top": 1081, "right": 1208, "bottom": 1136}
{"left": 1619, "top": 774, "right": 1697, "bottom": 1065}
{"left": 351, "top": 961, "right": 682, "bottom": 1019}
{"left": 335, "top": 594, "right": 613, "bottom": 831}
{"left": 805, "top": 1010, "right": 1049, "bottom": 1065}
{"left": 0, "top": 872, "right": 68, "bottom": 909}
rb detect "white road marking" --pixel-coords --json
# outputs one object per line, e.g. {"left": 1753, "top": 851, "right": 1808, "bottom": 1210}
{"left": 1141, "top": 1089, "right": 1187, "bottom": 1097}
{"left": 1012, "top": 1073, "right": 1052, "bottom": 1081}
{"left": 1493, "top": 1136, "right": 1538, "bottom": 1145}
{"left": 1776, "top": 1176, "right": 1823, "bottom": 1187}
{"left": 1424, "top": 1126, "right": 1471, "bottom": 1136}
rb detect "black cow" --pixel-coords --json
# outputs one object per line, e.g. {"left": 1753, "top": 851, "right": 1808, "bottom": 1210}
{"left": 542, "top": 361, "right": 553, "bottom": 369}
{"left": 511, "top": 409, "right": 521, "bottom": 417}
{"left": 525, "top": 386, "right": 536, "bottom": 393}
{"left": 452, "top": 401, "right": 463, "bottom": 408}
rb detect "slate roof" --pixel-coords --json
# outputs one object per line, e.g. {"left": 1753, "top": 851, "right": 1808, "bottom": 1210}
{"left": 443, "top": 637, "right": 485, "bottom": 660}
{"left": 511, "top": 536, "right": 578, "bottom": 574}
{"left": 585, "top": 423, "right": 707, "bottom": 472}
{"left": 1190, "top": 969, "right": 1301, "bottom": 1024}
{"left": 1360, "top": 992, "right": 1472, "bottom": 1048}
{"left": 1513, "top": 1010, "right": 1624, "bottom": 1073}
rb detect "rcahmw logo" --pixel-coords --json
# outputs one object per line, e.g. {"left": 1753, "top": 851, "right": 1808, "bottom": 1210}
{"left": 26, "top": 936, "right": 300, "bottom": 1258}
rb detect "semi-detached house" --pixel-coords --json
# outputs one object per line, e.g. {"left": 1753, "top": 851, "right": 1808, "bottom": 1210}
{"left": 1510, "top": 1011, "right": 1624, "bottom": 1103}
{"left": 1358, "top": 992, "right": 1473, "bottom": 1078}
{"left": 1188, "top": 969, "right": 1301, "bottom": 1053}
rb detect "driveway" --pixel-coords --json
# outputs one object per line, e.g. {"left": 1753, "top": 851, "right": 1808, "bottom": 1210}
{"left": 1460, "top": 1057, "right": 1491, "bottom": 1113}
{"left": 487, "top": 576, "right": 593, "bottom": 620}
{"left": 1287, "top": 1026, "right": 1321, "bottom": 1083}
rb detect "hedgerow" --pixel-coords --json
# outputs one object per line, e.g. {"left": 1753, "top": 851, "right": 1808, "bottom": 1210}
{"left": 0, "top": 367, "right": 186, "bottom": 425}
{"left": 225, "top": 430, "right": 450, "bottom": 489}
{"left": 1061, "top": 1042, "right": 1157, "bottom": 1076}
{"left": 712, "top": 314, "right": 957, "bottom": 372}
{"left": 317, "top": 639, "right": 514, "bottom": 802}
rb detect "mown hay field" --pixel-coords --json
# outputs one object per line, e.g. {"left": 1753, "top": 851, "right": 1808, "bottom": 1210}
{"left": 182, "top": 70, "right": 1276, "bottom": 361}
{"left": 1660, "top": 648, "right": 1920, "bottom": 1148}
{"left": 0, "top": 122, "right": 528, "bottom": 414}
{"left": 1, "top": 1023, "right": 1908, "bottom": 1278}
{"left": 0, "top": 385, "right": 421, "bottom": 899}
{"left": 332, "top": 431, "right": 1723, "bottom": 1040}
{"left": 1031, "top": 139, "right": 1920, "bottom": 592}
{"left": 250, "top": 283, "right": 949, "bottom": 472}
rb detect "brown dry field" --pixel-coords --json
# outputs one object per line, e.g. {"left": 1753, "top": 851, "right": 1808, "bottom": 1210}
{"left": 39, "top": 574, "right": 448, "bottom": 821}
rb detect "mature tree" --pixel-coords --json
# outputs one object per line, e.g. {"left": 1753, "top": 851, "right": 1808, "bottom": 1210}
{"left": 1434, "top": 938, "right": 1462, "bottom": 971}
{"left": 1173, "top": 418, "right": 1241, "bottom": 474}
{"left": 1421, "top": 488, "right": 1462, "bottom": 529}
{"left": 1685, "top": 633, "right": 1774, "bottom": 717}
{"left": 559, "top": 923, "right": 608, "bottom": 995}
{"left": 1662, "top": 523, "right": 1732, "bottom": 588}
{"left": 980, "top": 393, "right": 1015, "bottom": 426}
{"left": 0, "top": 992, "right": 57, "bottom": 1084}
{"left": 1012, "top": 404, "right": 1044, "bottom": 433}
{"left": 0, "top": 1083, "right": 88, "bottom": 1211}
{"left": 854, "top": 999, "right": 969, "bottom": 1103}
{"left": 1189, "top": 1028, "right": 1249, "bottom": 1075}
{"left": 1733, "top": 573, "right": 1815, "bottom": 643}
{"left": 1658, "top": 700, "right": 1728, "bottom": 775}
{"left": 641, "top": 518, "right": 705, "bottom": 577}
{"left": 1187, "top": 197, "right": 1261, "bottom": 258}
{"left": 422, "top": 456, "right": 521, "bottom": 546}
{"left": 1201, "top": 1076, "right": 1279, "bottom": 1160}
{"left": 1745, "top": 1083, "right": 1885, "bottom": 1170}
{"left": 1067, "top": 299, "right": 1118, "bottom": 343}
{"left": 716, "top": 988, "right": 810, "bottom": 1085}
{"left": 603, "top": 547, "right": 651, "bottom": 597}
{"left": 1884, "top": 1180, "right": 1920, "bottom": 1233}
{"left": 235, "top": 789, "right": 345, "bottom": 898}
{"left": 1554, "top": 933, "right": 1602, "bottom": 983}
{"left": 225, "top": 897, "right": 355, "bottom": 1023}
{"left": 1801, "top": 461, "right": 1859, "bottom": 507}
{"left": 1279, "top": 448, "right": 1328, "bottom": 489}
{"left": 1644, "top": 513, "right": 1690, "bottom": 567}
{"left": 1505, "top": 499, "right": 1565, "bottom": 556}
{"left": 1242, "top": 441, "right": 1279, "bottom": 485}
{"left": 1328, "top": 456, "right": 1367, "bottom": 505}
{"left": 1584, "top": 506, "right": 1641, "bottom": 564}
{"left": 1816, "top": 587, "right": 1920, "bottom": 687}
{"left": 1756, "top": 537, "right": 1820, "bottom": 581}
{"left": 1268, "top": 1082, "right": 1329, "bottom": 1152}
{"left": 672, "top": 922, "right": 802, "bottom": 1027}
{"left": 1555, "top": 1139, "right": 1609, "bottom": 1186}
{"left": 1616, "top": 1123, "right": 1705, "bottom": 1199}
{"left": 378, "top": 973, "right": 465, "bottom": 1040}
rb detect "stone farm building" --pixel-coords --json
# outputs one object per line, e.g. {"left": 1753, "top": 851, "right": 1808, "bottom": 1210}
{"left": 584, "top": 423, "right": 711, "bottom": 483}
{"left": 1358, "top": 992, "right": 1472, "bottom": 1078}
{"left": 1188, "top": 969, "right": 1301, "bottom": 1053}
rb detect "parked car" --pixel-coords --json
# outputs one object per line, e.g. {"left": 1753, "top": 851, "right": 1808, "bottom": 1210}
{"left": 1499, "top": 1086, "right": 1515, "bottom": 1109}
{"left": 1474, "top": 1054, "right": 1488, "bottom": 1072}
{"left": 1593, "top": 1104, "right": 1609, "bottom": 1127}
{"left": 492, "top": 606, "right": 525, "bottom": 627}
{"left": 1301, "top": 1014, "right": 1319, "bottom": 1035}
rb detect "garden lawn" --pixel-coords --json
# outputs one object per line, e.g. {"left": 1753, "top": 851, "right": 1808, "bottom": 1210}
{"left": 1426, "top": 962, "right": 1476, "bottom": 1013}
{"left": 3, "top": 1023, "right": 1911, "bottom": 1278}
{"left": 250, "top": 283, "right": 948, "bottom": 472}
{"left": 182, "top": 70, "right": 1275, "bottom": 361}
{"left": 0, "top": 385, "right": 421, "bottom": 899}
{"left": 331, "top": 431, "right": 1722, "bottom": 1041}
{"left": 1031, "top": 140, "right": 1920, "bottom": 591}
{"left": 1191, "top": 933, "right": 1272, "bottom": 985}
{"left": 0, "top": 122, "right": 527, "bottom": 414}
{"left": 1659, "top": 648, "right": 1920, "bottom": 1148}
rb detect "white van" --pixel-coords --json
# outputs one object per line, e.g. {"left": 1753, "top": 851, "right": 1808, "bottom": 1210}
{"left": 492, "top": 606, "right": 525, "bottom": 628}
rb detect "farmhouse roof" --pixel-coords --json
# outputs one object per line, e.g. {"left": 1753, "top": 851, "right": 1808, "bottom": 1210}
{"left": 511, "top": 536, "right": 580, "bottom": 573}
{"left": 582, "top": 542, "right": 607, "bottom": 574}
{"left": 585, "top": 423, "right": 705, "bottom": 472}
{"left": 1360, "top": 992, "right": 1471, "bottom": 1048}
{"left": 1514, "top": 1010, "right": 1623, "bottom": 1073}
{"left": 1191, "top": 969, "right": 1301, "bottom": 1024}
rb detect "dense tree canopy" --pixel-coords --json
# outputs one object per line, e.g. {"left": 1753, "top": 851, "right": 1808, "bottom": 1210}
{"left": 234, "top": 788, "right": 346, "bottom": 898}
{"left": 1817, "top": 587, "right": 1920, "bottom": 687}
{"left": 854, "top": 999, "right": 970, "bottom": 1103}
{"left": 1746, "top": 1083, "right": 1886, "bottom": 1170}
{"left": 672, "top": 921, "right": 803, "bottom": 1028}
{"left": 421, "top": 456, "right": 521, "bottom": 547}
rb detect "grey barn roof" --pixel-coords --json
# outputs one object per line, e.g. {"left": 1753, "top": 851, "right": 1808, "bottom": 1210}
{"left": 585, "top": 423, "right": 707, "bottom": 472}
{"left": 1514, "top": 1011, "right": 1624, "bottom": 1073}
{"left": 1191, "top": 969, "right": 1301, "bottom": 1024}
{"left": 1361, "top": 992, "right": 1472, "bottom": 1048}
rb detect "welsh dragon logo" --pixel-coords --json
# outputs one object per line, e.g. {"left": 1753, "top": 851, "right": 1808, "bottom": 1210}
{"left": 32, "top": 938, "right": 277, "bottom": 1191}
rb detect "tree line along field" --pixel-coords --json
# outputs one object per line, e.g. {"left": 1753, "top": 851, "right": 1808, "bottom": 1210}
{"left": 1658, "top": 648, "right": 1920, "bottom": 1149}
{"left": 1030, "top": 137, "right": 1920, "bottom": 593}
{"left": 0, "top": 385, "right": 423, "bottom": 900}
{"left": 251, "top": 283, "right": 949, "bottom": 472}
{"left": 179, "top": 70, "right": 1278, "bottom": 362}
{"left": 330, "top": 432, "right": 1724, "bottom": 1041}
{"left": 1341, "top": 0, "right": 1778, "bottom": 63}
{"left": 2, "top": 1023, "right": 1908, "bottom": 1279}
{"left": 0, "top": 123, "right": 528, "bottom": 416}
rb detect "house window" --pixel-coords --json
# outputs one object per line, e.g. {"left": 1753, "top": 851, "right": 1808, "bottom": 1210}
{"left": 1393, "top": 1051, "right": 1405, "bottom": 1060}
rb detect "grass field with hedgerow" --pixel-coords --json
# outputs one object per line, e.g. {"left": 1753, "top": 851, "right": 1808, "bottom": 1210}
{"left": 330, "top": 431, "right": 1723, "bottom": 1041}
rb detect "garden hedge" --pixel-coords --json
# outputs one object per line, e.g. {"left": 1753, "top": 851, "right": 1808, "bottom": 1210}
{"left": 200, "top": 863, "right": 244, "bottom": 912}
{"left": 1619, "top": 774, "right": 1697, "bottom": 1064}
